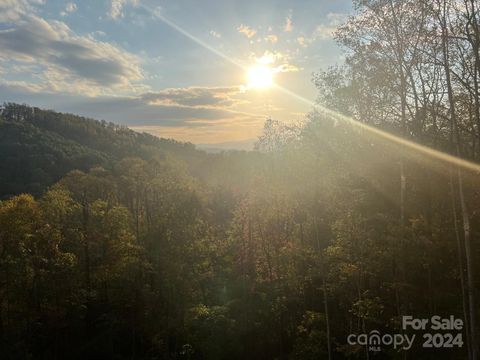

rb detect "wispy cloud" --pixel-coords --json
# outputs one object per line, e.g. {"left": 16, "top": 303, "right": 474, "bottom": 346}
{"left": 296, "top": 12, "right": 348, "bottom": 46}
{"left": 313, "top": 13, "right": 347, "bottom": 39}
{"left": 275, "top": 63, "right": 299, "bottom": 73}
{"left": 264, "top": 34, "right": 278, "bottom": 44}
{"left": 314, "top": 12, "right": 347, "bottom": 39}
{"left": 296, "top": 36, "right": 307, "bottom": 46}
{"left": 253, "top": 51, "right": 299, "bottom": 73}
{"left": 209, "top": 30, "right": 221, "bottom": 38}
{"left": 60, "top": 2, "right": 77, "bottom": 16}
{"left": 108, "top": 0, "right": 138, "bottom": 19}
{"left": 0, "top": 0, "right": 44, "bottom": 22}
{"left": 284, "top": 15, "right": 293, "bottom": 32}
{"left": 141, "top": 86, "right": 244, "bottom": 108}
{"left": 66, "top": 2, "right": 77, "bottom": 13}
{"left": 237, "top": 24, "right": 257, "bottom": 38}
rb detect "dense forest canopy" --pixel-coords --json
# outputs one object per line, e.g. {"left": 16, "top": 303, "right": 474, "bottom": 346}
{"left": 1, "top": 0, "right": 480, "bottom": 359}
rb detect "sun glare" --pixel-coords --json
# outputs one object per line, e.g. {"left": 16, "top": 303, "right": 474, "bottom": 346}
{"left": 246, "top": 65, "right": 274, "bottom": 89}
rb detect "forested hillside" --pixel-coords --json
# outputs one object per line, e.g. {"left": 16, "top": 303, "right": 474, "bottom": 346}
{"left": 0, "top": 103, "right": 199, "bottom": 198}
{"left": 1, "top": 0, "right": 480, "bottom": 359}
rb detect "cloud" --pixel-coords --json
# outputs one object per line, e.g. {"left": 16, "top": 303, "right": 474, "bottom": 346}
{"left": 327, "top": 12, "right": 348, "bottom": 26}
{"left": 255, "top": 51, "right": 295, "bottom": 67}
{"left": 295, "top": 12, "right": 348, "bottom": 47}
{"left": 237, "top": 24, "right": 256, "bottom": 39}
{"left": 251, "top": 51, "right": 299, "bottom": 74}
{"left": 313, "top": 26, "right": 334, "bottom": 40}
{"left": 108, "top": 0, "right": 138, "bottom": 19}
{"left": 109, "top": 0, "right": 123, "bottom": 19}
{"left": 296, "top": 36, "right": 307, "bottom": 46}
{"left": 141, "top": 86, "right": 243, "bottom": 108}
{"left": 284, "top": 16, "right": 293, "bottom": 32}
{"left": 265, "top": 34, "right": 278, "bottom": 44}
{"left": 0, "top": 0, "right": 44, "bottom": 22}
{"left": 275, "top": 63, "right": 299, "bottom": 73}
{"left": 60, "top": 2, "right": 77, "bottom": 16}
{"left": 0, "top": 79, "right": 45, "bottom": 93}
{"left": 0, "top": 15, "right": 143, "bottom": 94}
{"left": 74, "top": 97, "right": 243, "bottom": 126}
{"left": 314, "top": 13, "right": 347, "bottom": 39}
{"left": 66, "top": 3, "right": 77, "bottom": 12}
{"left": 91, "top": 30, "right": 106, "bottom": 38}
{"left": 255, "top": 51, "right": 282, "bottom": 65}
{"left": 209, "top": 30, "right": 221, "bottom": 38}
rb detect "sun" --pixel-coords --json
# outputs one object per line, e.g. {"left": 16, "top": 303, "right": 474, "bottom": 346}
{"left": 246, "top": 64, "right": 274, "bottom": 89}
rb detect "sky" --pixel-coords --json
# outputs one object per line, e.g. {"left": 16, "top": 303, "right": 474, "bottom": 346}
{"left": 0, "top": 0, "right": 353, "bottom": 146}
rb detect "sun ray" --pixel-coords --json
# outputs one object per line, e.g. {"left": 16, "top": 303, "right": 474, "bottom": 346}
{"left": 143, "top": 5, "right": 480, "bottom": 174}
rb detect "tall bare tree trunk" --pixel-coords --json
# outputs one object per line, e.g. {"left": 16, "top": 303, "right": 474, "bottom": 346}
{"left": 315, "top": 217, "right": 332, "bottom": 360}
{"left": 450, "top": 171, "right": 473, "bottom": 359}
{"left": 457, "top": 169, "right": 477, "bottom": 358}
{"left": 322, "top": 274, "right": 332, "bottom": 360}
{"left": 465, "top": 0, "right": 480, "bottom": 152}
{"left": 439, "top": 1, "right": 477, "bottom": 356}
